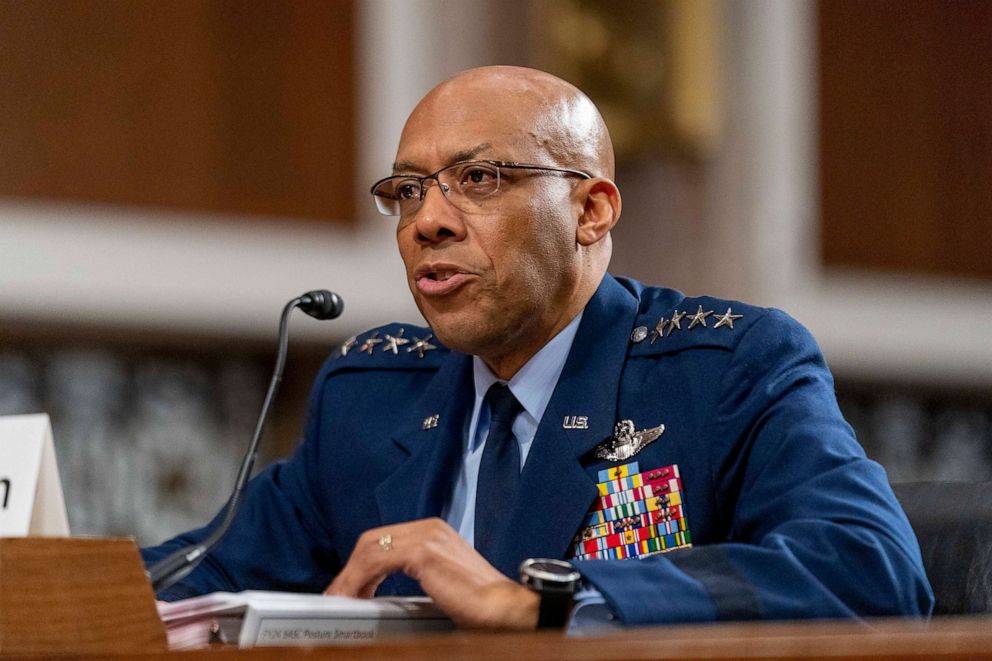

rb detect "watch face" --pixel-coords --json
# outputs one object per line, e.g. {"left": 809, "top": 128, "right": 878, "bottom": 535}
{"left": 521, "top": 558, "right": 582, "bottom": 584}
{"left": 530, "top": 560, "right": 573, "bottom": 576}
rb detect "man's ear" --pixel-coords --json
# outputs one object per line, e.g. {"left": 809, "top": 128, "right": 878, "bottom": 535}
{"left": 576, "top": 178, "right": 621, "bottom": 247}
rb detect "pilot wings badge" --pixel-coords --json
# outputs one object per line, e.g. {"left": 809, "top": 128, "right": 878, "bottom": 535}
{"left": 595, "top": 419, "right": 665, "bottom": 461}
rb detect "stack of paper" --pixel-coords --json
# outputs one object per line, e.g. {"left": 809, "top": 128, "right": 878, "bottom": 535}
{"left": 158, "top": 591, "right": 453, "bottom": 650}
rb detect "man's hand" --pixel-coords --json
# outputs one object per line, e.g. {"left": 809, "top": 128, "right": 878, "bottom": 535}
{"left": 325, "top": 518, "right": 539, "bottom": 630}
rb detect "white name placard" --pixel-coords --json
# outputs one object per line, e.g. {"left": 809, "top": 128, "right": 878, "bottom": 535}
{"left": 0, "top": 413, "right": 70, "bottom": 537}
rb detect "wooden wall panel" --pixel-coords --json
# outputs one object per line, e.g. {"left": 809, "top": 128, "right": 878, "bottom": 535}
{"left": 818, "top": 0, "right": 992, "bottom": 279}
{"left": 0, "top": 0, "right": 354, "bottom": 221}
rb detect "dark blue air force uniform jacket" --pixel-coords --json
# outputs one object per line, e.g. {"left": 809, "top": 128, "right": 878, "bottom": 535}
{"left": 142, "top": 274, "right": 934, "bottom": 624}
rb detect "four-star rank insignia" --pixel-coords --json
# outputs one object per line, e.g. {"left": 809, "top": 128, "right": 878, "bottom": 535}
{"left": 632, "top": 303, "right": 743, "bottom": 343}
{"left": 713, "top": 307, "right": 743, "bottom": 329}
{"left": 595, "top": 419, "right": 665, "bottom": 461}
{"left": 649, "top": 317, "right": 666, "bottom": 343}
{"left": 570, "top": 462, "right": 692, "bottom": 560}
{"left": 686, "top": 305, "right": 713, "bottom": 330}
{"left": 336, "top": 328, "right": 440, "bottom": 361}
{"left": 407, "top": 334, "right": 438, "bottom": 358}
{"left": 381, "top": 328, "right": 410, "bottom": 354}
{"left": 359, "top": 332, "right": 383, "bottom": 354}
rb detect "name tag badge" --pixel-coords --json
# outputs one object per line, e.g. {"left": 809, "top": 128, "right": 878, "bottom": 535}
{"left": 0, "top": 413, "right": 70, "bottom": 537}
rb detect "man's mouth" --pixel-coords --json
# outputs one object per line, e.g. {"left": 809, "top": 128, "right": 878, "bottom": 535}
{"left": 414, "top": 265, "right": 474, "bottom": 295}
{"left": 426, "top": 270, "right": 458, "bottom": 282}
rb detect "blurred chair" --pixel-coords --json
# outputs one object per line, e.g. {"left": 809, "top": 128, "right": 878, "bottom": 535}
{"left": 892, "top": 481, "right": 992, "bottom": 615}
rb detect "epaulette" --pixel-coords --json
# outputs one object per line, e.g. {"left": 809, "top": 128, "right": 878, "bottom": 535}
{"left": 327, "top": 322, "right": 449, "bottom": 371}
{"left": 627, "top": 294, "right": 767, "bottom": 357}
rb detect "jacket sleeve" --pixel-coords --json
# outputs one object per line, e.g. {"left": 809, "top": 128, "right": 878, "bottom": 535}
{"left": 576, "top": 310, "right": 934, "bottom": 624}
{"left": 140, "top": 360, "right": 341, "bottom": 602}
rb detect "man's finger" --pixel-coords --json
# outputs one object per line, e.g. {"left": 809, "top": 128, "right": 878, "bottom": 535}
{"left": 325, "top": 527, "right": 403, "bottom": 596}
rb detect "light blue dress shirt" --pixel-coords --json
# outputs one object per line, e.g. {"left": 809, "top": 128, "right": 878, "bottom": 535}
{"left": 440, "top": 311, "right": 621, "bottom": 633}
{"left": 442, "top": 311, "right": 582, "bottom": 543}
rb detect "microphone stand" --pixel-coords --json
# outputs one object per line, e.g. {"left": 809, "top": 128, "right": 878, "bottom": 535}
{"left": 148, "top": 291, "right": 340, "bottom": 593}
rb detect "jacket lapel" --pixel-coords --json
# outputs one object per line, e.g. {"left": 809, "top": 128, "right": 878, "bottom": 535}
{"left": 375, "top": 353, "right": 473, "bottom": 527}
{"left": 494, "top": 275, "right": 641, "bottom": 577}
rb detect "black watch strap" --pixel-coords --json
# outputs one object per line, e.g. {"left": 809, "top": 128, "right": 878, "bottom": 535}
{"left": 520, "top": 558, "right": 581, "bottom": 629}
{"left": 536, "top": 588, "right": 574, "bottom": 629}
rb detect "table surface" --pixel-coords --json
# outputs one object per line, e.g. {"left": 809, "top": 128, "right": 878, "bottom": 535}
{"left": 12, "top": 615, "right": 992, "bottom": 661}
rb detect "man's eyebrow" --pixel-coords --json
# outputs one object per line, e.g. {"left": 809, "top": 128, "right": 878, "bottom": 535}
{"left": 392, "top": 143, "right": 493, "bottom": 174}
{"left": 391, "top": 159, "right": 421, "bottom": 174}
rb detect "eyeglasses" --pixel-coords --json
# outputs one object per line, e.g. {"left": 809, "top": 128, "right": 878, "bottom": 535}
{"left": 370, "top": 160, "right": 592, "bottom": 217}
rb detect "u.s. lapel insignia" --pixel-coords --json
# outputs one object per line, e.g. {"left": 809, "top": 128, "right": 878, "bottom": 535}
{"left": 595, "top": 419, "right": 665, "bottom": 461}
{"left": 563, "top": 415, "right": 589, "bottom": 430}
{"left": 422, "top": 414, "right": 439, "bottom": 430}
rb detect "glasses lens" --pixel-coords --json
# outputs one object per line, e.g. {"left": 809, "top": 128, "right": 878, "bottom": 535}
{"left": 372, "top": 177, "right": 423, "bottom": 216}
{"left": 373, "top": 192, "right": 398, "bottom": 216}
{"left": 372, "top": 162, "right": 505, "bottom": 216}
{"left": 439, "top": 162, "right": 500, "bottom": 212}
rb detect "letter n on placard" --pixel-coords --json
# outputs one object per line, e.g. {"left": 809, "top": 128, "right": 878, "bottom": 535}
{"left": 0, "top": 413, "right": 70, "bottom": 536}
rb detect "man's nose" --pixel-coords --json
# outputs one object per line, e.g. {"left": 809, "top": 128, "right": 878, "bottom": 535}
{"left": 412, "top": 183, "right": 467, "bottom": 244}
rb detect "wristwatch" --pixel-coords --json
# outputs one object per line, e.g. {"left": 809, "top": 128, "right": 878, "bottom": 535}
{"left": 519, "top": 558, "right": 582, "bottom": 629}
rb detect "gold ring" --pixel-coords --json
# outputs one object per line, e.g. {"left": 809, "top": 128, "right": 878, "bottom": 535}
{"left": 378, "top": 534, "right": 392, "bottom": 552}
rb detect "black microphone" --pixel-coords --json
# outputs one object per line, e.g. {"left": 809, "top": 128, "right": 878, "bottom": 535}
{"left": 298, "top": 289, "right": 344, "bottom": 320}
{"left": 148, "top": 289, "right": 344, "bottom": 593}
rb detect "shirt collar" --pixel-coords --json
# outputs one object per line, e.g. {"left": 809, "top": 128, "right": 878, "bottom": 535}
{"left": 472, "top": 311, "right": 584, "bottom": 424}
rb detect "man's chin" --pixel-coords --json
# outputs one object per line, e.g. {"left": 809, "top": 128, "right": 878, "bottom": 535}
{"left": 422, "top": 312, "right": 493, "bottom": 356}
{"left": 425, "top": 320, "right": 479, "bottom": 354}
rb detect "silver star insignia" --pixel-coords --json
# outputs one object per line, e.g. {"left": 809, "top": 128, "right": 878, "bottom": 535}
{"left": 406, "top": 334, "right": 438, "bottom": 358}
{"left": 339, "top": 336, "right": 356, "bottom": 357}
{"left": 713, "top": 307, "right": 743, "bottom": 329}
{"left": 382, "top": 328, "right": 410, "bottom": 354}
{"left": 686, "top": 305, "right": 714, "bottom": 330}
{"left": 595, "top": 419, "right": 666, "bottom": 461}
{"left": 359, "top": 332, "right": 383, "bottom": 354}
{"left": 667, "top": 310, "right": 685, "bottom": 336}
{"left": 650, "top": 317, "right": 667, "bottom": 343}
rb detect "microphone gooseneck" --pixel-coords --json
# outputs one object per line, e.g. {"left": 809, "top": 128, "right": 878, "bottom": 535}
{"left": 148, "top": 290, "right": 343, "bottom": 593}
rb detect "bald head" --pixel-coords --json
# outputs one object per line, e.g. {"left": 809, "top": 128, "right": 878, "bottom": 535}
{"left": 391, "top": 66, "right": 622, "bottom": 379}
{"left": 400, "top": 66, "right": 615, "bottom": 179}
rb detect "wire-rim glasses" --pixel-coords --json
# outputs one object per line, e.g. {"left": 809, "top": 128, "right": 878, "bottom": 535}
{"left": 370, "top": 160, "right": 592, "bottom": 217}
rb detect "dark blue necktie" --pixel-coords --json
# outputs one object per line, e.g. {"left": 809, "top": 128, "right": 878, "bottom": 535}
{"left": 474, "top": 383, "right": 523, "bottom": 563}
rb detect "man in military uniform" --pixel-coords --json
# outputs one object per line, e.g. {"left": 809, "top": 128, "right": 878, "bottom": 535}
{"left": 143, "top": 66, "right": 933, "bottom": 629}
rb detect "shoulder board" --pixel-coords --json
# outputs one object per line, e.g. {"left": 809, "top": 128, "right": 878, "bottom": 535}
{"left": 326, "top": 322, "right": 449, "bottom": 372}
{"left": 627, "top": 295, "right": 767, "bottom": 357}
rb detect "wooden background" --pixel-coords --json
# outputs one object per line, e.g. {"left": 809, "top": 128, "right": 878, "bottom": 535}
{"left": 0, "top": 0, "right": 355, "bottom": 221}
{"left": 818, "top": 0, "right": 992, "bottom": 280}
